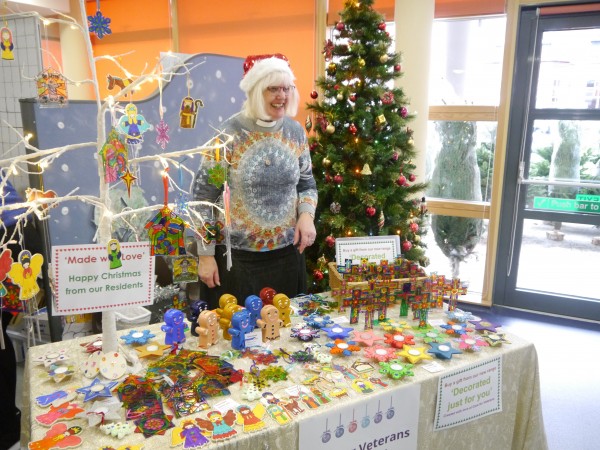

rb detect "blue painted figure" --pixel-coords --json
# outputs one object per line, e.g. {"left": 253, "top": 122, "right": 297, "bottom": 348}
{"left": 162, "top": 308, "right": 187, "bottom": 345}
{"left": 228, "top": 309, "right": 253, "bottom": 351}
{"left": 244, "top": 295, "right": 263, "bottom": 329}
{"left": 187, "top": 300, "right": 208, "bottom": 337}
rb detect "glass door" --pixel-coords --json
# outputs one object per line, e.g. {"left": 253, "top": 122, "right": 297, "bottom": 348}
{"left": 494, "top": 7, "right": 600, "bottom": 320}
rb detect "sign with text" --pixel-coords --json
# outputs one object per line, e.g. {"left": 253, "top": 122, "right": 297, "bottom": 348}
{"left": 299, "top": 386, "right": 419, "bottom": 450}
{"left": 335, "top": 236, "right": 400, "bottom": 266}
{"left": 533, "top": 196, "right": 600, "bottom": 214}
{"left": 434, "top": 356, "right": 502, "bottom": 430}
{"left": 52, "top": 242, "right": 154, "bottom": 315}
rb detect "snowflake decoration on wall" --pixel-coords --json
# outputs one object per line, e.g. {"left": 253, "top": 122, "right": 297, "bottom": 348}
{"left": 155, "top": 119, "right": 170, "bottom": 149}
{"left": 88, "top": 10, "right": 112, "bottom": 39}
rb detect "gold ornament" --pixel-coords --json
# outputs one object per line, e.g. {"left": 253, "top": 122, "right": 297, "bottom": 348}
{"left": 408, "top": 137, "right": 414, "bottom": 145}
{"left": 326, "top": 123, "right": 336, "bottom": 134}
{"left": 380, "top": 54, "right": 389, "bottom": 63}
{"left": 317, "top": 255, "right": 327, "bottom": 270}
{"left": 378, "top": 210, "right": 385, "bottom": 230}
{"left": 376, "top": 114, "right": 387, "bottom": 125}
{"left": 358, "top": 58, "right": 366, "bottom": 68}
{"left": 349, "top": 184, "right": 358, "bottom": 194}
{"left": 337, "top": 93, "right": 344, "bottom": 101}
{"left": 322, "top": 156, "right": 332, "bottom": 168}
{"left": 305, "top": 115, "right": 312, "bottom": 131}
{"left": 360, "top": 163, "right": 372, "bottom": 175}
{"left": 327, "top": 62, "right": 337, "bottom": 75}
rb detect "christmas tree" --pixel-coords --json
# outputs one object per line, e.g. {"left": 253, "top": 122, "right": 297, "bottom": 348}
{"left": 305, "top": 0, "right": 429, "bottom": 291}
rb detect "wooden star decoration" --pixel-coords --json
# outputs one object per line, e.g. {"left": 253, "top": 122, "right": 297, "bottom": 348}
{"left": 481, "top": 330, "right": 510, "bottom": 347}
{"left": 76, "top": 377, "right": 118, "bottom": 402}
{"left": 396, "top": 345, "right": 433, "bottom": 364}
{"left": 351, "top": 330, "right": 385, "bottom": 347}
{"left": 134, "top": 341, "right": 172, "bottom": 358}
{"left": 427, "top": 341, "right": 462, "bottom": 360}
{"left": 363, "top": 345, "right": 398, "bottom": 362}
{"left": 322, "top": 325, "right": 354, "bottom": 340}
{"left": 120, "top": 167, "right": 137, "bottom": 197}
{"left": 383, "top": 332, "right": 415, "bottom": 349}
{"left": 469, "top": 319, "right": 501, "bottom": 333}
{"left": 457, "top": 334, "right": 490, "bottom": 352}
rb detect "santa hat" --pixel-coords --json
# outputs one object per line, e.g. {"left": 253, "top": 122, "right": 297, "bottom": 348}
{"left": 239, "top": 53, "right": 295, "bottom": 94}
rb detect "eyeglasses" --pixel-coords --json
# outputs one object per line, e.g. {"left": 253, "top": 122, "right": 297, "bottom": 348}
{"left": 266, "top": 85, "right": 295, "bottom": 94}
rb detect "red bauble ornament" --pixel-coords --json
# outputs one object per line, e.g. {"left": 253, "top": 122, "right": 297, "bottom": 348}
{"left": 334, "top": 84, "right": 340, "bottom": 90}
{"left": 394, "top": 64, "right": 401, "bottom": 72}
{"left": 396, "top": 175, "right": 407, "bottom": 186}
{"left": 325, "top": 173, "right": 332, "bottom": 183}
{"left": 336, "top": 22, "right": 345, "bottom": 31}
{"left": 391, "top": 151, "right": 399, "bottom": 161}
{"left": 260, "top": 287, "right": 277, "bottom": 305}
{"left": 366, "top": 206, "right": 376, "bottom": 217}
{"left": 310, "top": 90, "right": 319, "bottom": 99}
{"left": 350, "top": 93, "right": 357, "bottom": 102}
{"left": 309, "top": 141, "right": 318, "bottom": 152}
{"left": 402, "top": 240, "right": 413, "bottom": 252}
{"left": 325, "top": 235, "right": 336, "bottom": 247}
{"left": 408, "top": 173, "right": 416, "bottom": 182}
{"left": 349, "top": 123, "right": 358, "bottom": 135}
{"left": 313, "top": 270, "right": 324, "bottom": 282}
{"left": 333, "top": 174, "right": 343, "bottom": 184}
{"left": 400, "top": 106, "right": 408, "bottom": 117}
{"left": 409, "top": 222, "right": 419, "bottom": 233}
{"left": 378, "top": 22, "right": 386, "bottom": 31}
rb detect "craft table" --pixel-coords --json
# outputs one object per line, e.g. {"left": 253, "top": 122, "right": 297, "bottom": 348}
{"left": 20, "top": 301, "right": 548, "bottom": 450}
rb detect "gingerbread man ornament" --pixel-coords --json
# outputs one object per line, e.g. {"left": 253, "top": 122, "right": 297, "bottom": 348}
{"left": 196, "top": 310, "right": 220, "bottom": 349}
{"left": 256, "top": 304, "right": 284, "bottom": 342}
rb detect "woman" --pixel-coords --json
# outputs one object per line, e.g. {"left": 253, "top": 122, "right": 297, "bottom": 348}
{"left": 193, "top": 53, "right": 317, "bottom": 308}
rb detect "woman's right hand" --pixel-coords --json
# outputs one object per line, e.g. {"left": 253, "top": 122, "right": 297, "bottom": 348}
{"left": 198, "top": 255, "right": 220, "bottom": 288}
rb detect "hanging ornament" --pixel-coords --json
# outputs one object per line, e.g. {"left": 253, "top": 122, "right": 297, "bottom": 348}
{"left": 349, "top": 123, "right": 358, "bottom": 135}
{"left": 322, "top": 157, "right": 331, "bottom": 168}
{"left": 376, "top": 114, "right": 387, "bottom": 126}
{"left": 313, "top": 270, "right": 324, "bottom": 282}
{"left": 360, "top": 164, "right": 371, "bottom": 175}
{"left": 99, "top": 128, "right": 128, "bottom": 183}
{"left": 365, "top": 206, "right": 376, "bottom": 217}
{"left": 401, "top": 240, "right": 413, "bottom": 253}
{"left": 317, "top": 255, "right": 327, "bottom": 270}
{"left": 325, "top": 235, "right": 336, "bottom": 248}
{"left": 394, "top": 64, "right": 402, "bottom": 72}
{"left": 409, "top": 222, "right": 419, "bottom": 233}
{"left": 396, "top": 175, "right": 407, "bottom": 187}
{"left": 400, "top": 106, "right": 408, "bottom": 118}
{"left": 408, "top": 138, "right": 415, "bottom": 146}
{"left": 378, "top": 210, "right": 385, "bottom": 230}
{"left": 0, "top": 249, "right": 14, "bottom": 299}
{"left": 349, "top": 184, "right": 358, "bottom": 194}
{"left": 336, "top": 92, "right": 344, "bottom": 101}
{"left": 327, "top": 62, "right": 337, "bottom": 76}
{"left": 180, "top": 96, "right": 204, "bottom": 129}
{"left": 120, "top": 167, "right": 137, "bottom": 197}
{"left": 36, "top": 67, "right": 68, "bottom": 107}
{"left": 330, "top": 202, "right": 341, "bottom": 214}
{"left": 333, "top": 173, "right": 343, "bottom": 184}
{"left": 8, "top": 250, "right": 44, "bottom": 301}
{"left": 326, "top": 123, "right": 336, "bottom": 134}
{"left": 350, "top": 93, "right": 357, "bottom": 102}
{"left": 380, "top": 54, "right": 389, "bottom": 63}
{"left": 409, "top": 174, "right": 416, "bottom": 182}
{"left": 310, "top": 90, "right": 319, "bottom": 99}
{"left": 1, "top": 26, "right": 15, "bottom": 61}
{"left": 378, "top": 22, "right": 387, "bottom": 31}
{"left": 357, "top": 58, "right": 366, "bottom": 68}
{"left": 87, "top": 0, "right": 112, "bottom": 39}
{"left": 117, "top": 103, "right": 151, "bottom": 144}
{"left": 309, "top": 141, "right": 319, "bottom": 152}
{"left": 381, "top": 92, "right": 394, "bottom": 105}
{"left": 305, "top": 115, "right": 313, "bottom": 131}
{"left": 107, "top": 74, "right": 132, "bottom": 96}
{"left": 336, "top": 22, "right": 345, "bottom": 31}
{"left": 391, "top": 151, "right": 399, "bottom": 161}
{"left": 323, "top": 39, "right": 334, "bottom": 60}
{"left": 155, "top": 120, "right": 170, "bottom": 150}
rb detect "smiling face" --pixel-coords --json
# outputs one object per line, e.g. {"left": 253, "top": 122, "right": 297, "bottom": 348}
{"left": 262, "top": 85, "right": 292, "bottom": 120}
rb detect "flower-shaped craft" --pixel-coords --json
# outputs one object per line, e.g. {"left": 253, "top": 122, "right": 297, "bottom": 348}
{"left": 325, "top": 339, "right": 361, "bottom": 356}
{"left": 351, "top": 330, "right": 385, "bottom": 347}
{"left": 383, "top": 332, "right": 415, "bottom": 349}
{"left": 290, "top": 325, "right": 320, "bottom": 342}
{"left": 446, "top": 308, "right": 477, "bottom": 323}
{"left": 47, "top": 364, "right": 76, "bottom": 383}
{"left": 379, "top": 319, "right": 412, "bottom": 334}
{"left": 88, "top": 10, "right": 112, "bottom": 39}
{"left": 76, "top": 377, "right": 119, "bottom": 402}
{"left": 120, "top": 329, "right": 156, "bottom": 345}
{"left": 469, "top": 319, "right": 501, "bottom": 333}
{"left": 363, "top": 345, "right": 398, "bottom": 362}
{"left": 33, "top": 349, "right": 69, "bottom": 367}
{"left": 427, "top": 342, "right": 462, "bottom": 360}
{"left": 481, "top": 330, "right": 510, "bottom": 347}
{"left": 416, "top": 329, "right": 447, "bottom": 344}
{"left": 440, "top": 322, "right": 473, "bottom": 337}
{"left": 378, "top": 359, "right": 414, "bottom": 380}
{"left": 457, "top": 334, "right": 490, "bottom": 352}
{"left": 304, "top": 314, "right": 335, "bottom": 329}
{"left": 396, "top": 345, "right": 433, "bottom": 364}
{"left": 322, "top": 325, "right": 354, "bottom": 340}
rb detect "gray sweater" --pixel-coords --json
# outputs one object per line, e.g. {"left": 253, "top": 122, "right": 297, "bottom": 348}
{"left": 193, "top": 113, "right": 317, "bottom": 255}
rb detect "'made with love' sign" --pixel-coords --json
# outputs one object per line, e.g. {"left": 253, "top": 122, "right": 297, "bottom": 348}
{"left": 52, "top": 242, "right": 155, "bottom": 315}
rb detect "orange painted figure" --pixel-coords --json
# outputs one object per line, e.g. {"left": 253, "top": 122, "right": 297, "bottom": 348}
{"left": 272, "top": 293, "right": 292, "bottom": 327}
{"left": 28, "top": 423, "right": 82, "bottom": 450}
{"left": 196, "top": 310, "right": 220, "bottom": 349}
{"left": 219, "top": 303, "right": 243, "bottom": 341}
{"left": 256, "top": 304, "right": 284, "bottom": 342}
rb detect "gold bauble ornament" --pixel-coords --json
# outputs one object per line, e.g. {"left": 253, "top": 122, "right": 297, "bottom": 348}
{"left": 380, "top": 54, "right": 389, "bottom": 63}
{"left": 337, "top": 93, "right": 344, "bottom": 101}
{"left": 327, "top": 62, "right": 337, "bottom": 75}
{"left": 408, "top": 137, "right": 414, "bottom": 145}
{"left": 322, "top": 156, "right": 332, "bottom": 168}
{"left": 358, "top": 58, "right": 366, "bottom": 68}
{"left": 326, "top": 124, "right": 336, "bottom": 134}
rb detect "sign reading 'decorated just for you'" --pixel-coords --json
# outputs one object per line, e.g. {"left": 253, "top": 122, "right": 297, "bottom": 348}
{"left": 52, "top": 242, "right": 155, "bottom": 315}
{"left": 335, "top": 235, "right": 400, "bottom": 266}
{"left": 299, "top": 385, "right": 420, "bottom": 450}
{"left": 434, "top": 356, "right": 502, "bottom": 430}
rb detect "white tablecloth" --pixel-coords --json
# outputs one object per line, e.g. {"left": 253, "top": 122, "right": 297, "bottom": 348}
{"left": 21, "top": 303, "right": 548, "bottom": 450}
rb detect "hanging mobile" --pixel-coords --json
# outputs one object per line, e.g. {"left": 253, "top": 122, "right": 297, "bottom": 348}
{"left": 88, "top": 0, "right": 112, "bottom": 39}
{"left": 99, "top": 128, "right": 128, "bottom": 183}
{"left": 179, "top": 75, "right": 204, "bottom": 129}
{"left": 117, "top": 103, "right": 151, "bottom": 145}
{"left": 1, "top": 24, "right": 15, "bottom": 61}
{"left": 36, "top": 67, "right": 68, "bottom": 107}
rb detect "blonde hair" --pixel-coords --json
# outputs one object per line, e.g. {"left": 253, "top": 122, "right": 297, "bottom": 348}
{"left": 241, "top": 70, "right": 300, "bottom": 120}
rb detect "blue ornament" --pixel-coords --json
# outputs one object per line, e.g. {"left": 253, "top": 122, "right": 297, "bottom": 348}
{"left": 87, "top": 10, "right": 112, "bottom": 39}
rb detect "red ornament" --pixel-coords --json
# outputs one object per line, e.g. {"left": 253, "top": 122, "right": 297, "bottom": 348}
{"left": 310, "top": 90, "right": 319, "bottom": 99}
{"left": 400, "top": 106, "right": 408, "bottom": 117}
{"left": 325, "top": 173, "right": 332, "bottom": 183}
{"left": 260, "top": 287, "right": 277, "bottom": 305}
{"left": 396, "top": 175, "right": 407, "bottom": 186}
{"left": 349, "top": 123, "right": 358, "bottom": 135}
{"left": 366, "top": 206, "right": 376, "bottom": 217}
{"left": 313, "top": 270, "right": 324, "bottom": 282}
{"left": 408, "top": 173, "right": 416, "bottom": 182}
{"left": 394, "top": 64, "right": 401, "bottom": 72}
{"left": 333, "top": 174, "right": 343, "bottom": 184}
{"left": 309, "top": 141, "right": 318, "bottom": 152}
{"left": 336, "top": 22, "right": 345, "bottom": 31}
{"left": 381, "top": 92, "right": 394, "bottom": 105}
{"left": 334, "top": 84, "right": 340, "bottom": 90}
{"left": 409, "top": 222, "right": 419, "bottom": 233}
{"left": 402, "top": 240, "right": 413, "bottom": 252}
{"left": 391, "top": 151, "right": 399, "bottom": 161}
{"left": 325, "top": 235, "right": 336, "bottom": 248}
{"left": 378, "top": 22, "right": 386, "bottom": 31}
{"left": 350, "top": 93, "right": 357, "bottom": 102}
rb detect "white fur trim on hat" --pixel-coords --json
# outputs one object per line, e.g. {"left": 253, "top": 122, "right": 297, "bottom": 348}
{"left": 239, "top": 57, "right": 295, "bottom": 94}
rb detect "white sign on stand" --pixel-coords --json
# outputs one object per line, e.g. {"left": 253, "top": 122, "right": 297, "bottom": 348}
{"left": 434, "top": 356, "right": 502, "bottom": 430}
{"left": 299, "top": 385, "right": 419, "bottom": 450}
{"left": 335, "top": 235, "right": 400, "bottom": 266}
{"left": 52, "top": 242, "right": 154, "bottom": 315}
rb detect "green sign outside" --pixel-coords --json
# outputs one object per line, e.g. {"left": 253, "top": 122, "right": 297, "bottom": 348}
{"left": 533, "top": 197, "right": 600, "bottom": 214}
{"left": 576, "top": 194, "right": 600, "bottom": 202}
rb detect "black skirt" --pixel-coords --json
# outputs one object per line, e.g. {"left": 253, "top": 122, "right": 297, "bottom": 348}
{"left": 199, "top": 244, "right": 307, "bottom": 309}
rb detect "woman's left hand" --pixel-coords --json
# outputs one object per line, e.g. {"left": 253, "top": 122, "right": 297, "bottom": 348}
{"left": 294, "top": 212, "right": 317, "bottom": 254}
